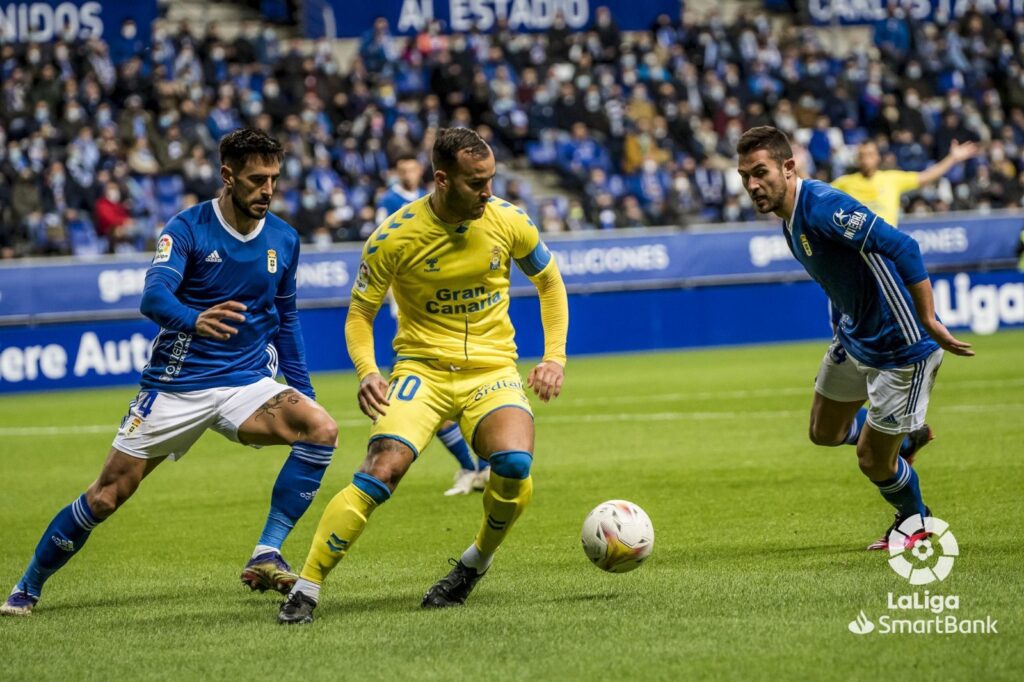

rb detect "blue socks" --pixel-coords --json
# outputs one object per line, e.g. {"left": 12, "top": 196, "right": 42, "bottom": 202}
{"left": 257, "top": 442, "right": 333, "bottom": 551}
{"left": 18, "top": 494, "right": 102, "bottom": 598}
{"left": 844, "top": 408, "right": 869, "bottom": 445}
{"left": 438, "top": 423, "right": 486, "bottom": 471}
{"left": 871, "top": 456, "right": 926, "bottom": 518}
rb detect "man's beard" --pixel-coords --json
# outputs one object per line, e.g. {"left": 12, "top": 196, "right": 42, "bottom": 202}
{"left": 231, "top": 188, "right": 266, "bottom": 219}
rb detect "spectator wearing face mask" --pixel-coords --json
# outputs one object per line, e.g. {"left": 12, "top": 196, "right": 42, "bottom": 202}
{"left": 94, "top": 182, "right": 136, "bottom": 249}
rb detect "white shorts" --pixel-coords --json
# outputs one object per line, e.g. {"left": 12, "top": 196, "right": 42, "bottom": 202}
{"left": 112, "top": 377, "right": 291, "bottom": 461}
{"left": 814, "top": 341, "right": 944, "bottom": 436}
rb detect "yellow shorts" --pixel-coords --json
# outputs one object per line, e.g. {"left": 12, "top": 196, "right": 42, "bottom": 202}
{"left": 369, "top": 360, "right": 533, "bottom": 457}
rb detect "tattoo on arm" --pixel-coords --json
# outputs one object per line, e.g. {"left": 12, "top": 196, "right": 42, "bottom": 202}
{"left": 252, "top": 389, "right": 302, "bottom": 421}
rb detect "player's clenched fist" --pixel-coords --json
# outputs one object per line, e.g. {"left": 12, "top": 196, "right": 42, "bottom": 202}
{"left": 196, "top": 300, "right": 247, "bottom": 340}
{"left": 527, "top": 360, "right": 564, "bottom": 403}
{"left": 357, "top": 372, "right": 391, "bottom": 420}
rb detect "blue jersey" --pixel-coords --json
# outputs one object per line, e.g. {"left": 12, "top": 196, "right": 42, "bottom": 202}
{"left": 139, "top": 200, "right": 313, "bottom": 394}
{"left": 375, "top": 185, "right": 426, "bottom": 224}
{"left": 785, "top": 179, "right": 939, "bottom": 369}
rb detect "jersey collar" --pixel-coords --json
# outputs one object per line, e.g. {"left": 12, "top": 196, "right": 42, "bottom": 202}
{"left": 211, "top": 199, "right": 266, "bottom": 242}
{"left": 423, "top": 193, "right": 469, "bottom": 232}
{"left": 784, "top": 178, "right": 804, "bottom": 234}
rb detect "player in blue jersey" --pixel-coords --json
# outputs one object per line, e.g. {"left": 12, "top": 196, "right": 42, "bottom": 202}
{"left": 378, "top": 154, "right": 490, "bottom": 496}
{"left": 1, "top": 129, "right": 338, "bottom": 617}
{"left": 736, "top": 126, "right": 974, "bottom": 550}
{"left": 375, "top": 154, "right": 429, "bottom": 224}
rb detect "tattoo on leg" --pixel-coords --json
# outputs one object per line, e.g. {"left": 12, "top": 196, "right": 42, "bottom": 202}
{"left": 253, "top": 390, "right": 300, "bottom": 421}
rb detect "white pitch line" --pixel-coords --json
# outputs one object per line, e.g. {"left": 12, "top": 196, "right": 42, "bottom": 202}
{"left": 562, "top": 377, "right": 1024, "bottom": 407}
{"left": 2, "top": 402, "right": 1020, "bottom": 437}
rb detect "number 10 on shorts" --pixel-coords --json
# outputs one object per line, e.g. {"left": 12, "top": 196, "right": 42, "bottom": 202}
{"left": 387, "top": 376, "right": 421, "bottom": 402}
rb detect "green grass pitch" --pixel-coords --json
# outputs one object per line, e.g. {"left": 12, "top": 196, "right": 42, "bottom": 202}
{"left": 1, "top": 332, "right": 1022, "bottom": 680}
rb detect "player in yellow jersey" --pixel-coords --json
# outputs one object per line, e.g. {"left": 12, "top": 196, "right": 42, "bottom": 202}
{"left": 278, "top": 128, "right": 569, "bottom": 623}
{"left": 832, "top": 139, "right": 978, "bottom": 227}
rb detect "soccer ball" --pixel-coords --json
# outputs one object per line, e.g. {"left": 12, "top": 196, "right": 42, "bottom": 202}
{"left": 580, "top": 500, "right": 654, "bottom": 573}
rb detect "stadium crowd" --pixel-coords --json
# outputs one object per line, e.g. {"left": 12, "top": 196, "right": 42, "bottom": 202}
{"left": 2, "top": 6, "right": 1024, "bottom": 257}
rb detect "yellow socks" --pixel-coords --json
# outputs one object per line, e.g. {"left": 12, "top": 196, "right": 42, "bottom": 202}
{"left": 298, "top": 484, "right": 377, "bottom": 585}
{"left": 474, "top": 472, "right": 533, "bottom": 557}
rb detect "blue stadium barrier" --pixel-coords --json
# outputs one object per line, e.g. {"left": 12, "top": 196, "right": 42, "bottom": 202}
{"left": 0, "top": 212, "right": 1021, "bottom": 392}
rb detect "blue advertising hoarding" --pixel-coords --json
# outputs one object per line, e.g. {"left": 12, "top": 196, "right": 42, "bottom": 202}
{"left": 304, "top": 0, "right": 683, "bottom": 38}
{"left": 0, "top": 269, "right": 1021, "bottom": 393}
{"left": 1, "top": 211, "right": 1020, "bottom": 323}
{"left": 806, "top": 0, "right": 1024, "bottom": 26}
{"left": 0, "top": 0, "right": 157, "bottom": 44}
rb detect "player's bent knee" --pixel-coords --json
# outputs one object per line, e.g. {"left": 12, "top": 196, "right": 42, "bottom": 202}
{"left": 305, "top": 411, "right": 338, "bottom": 447}
{"left": 362, "top": 438, "right": 415, "bottom": 490}
{"left": 85, "top": 484, "right": 123, "bottom": 518}
{"left": 808, "top": 423, "right": 844, "bottom": 447}
{"left": 488, "top": 450, "right": 533, "bottom": 479}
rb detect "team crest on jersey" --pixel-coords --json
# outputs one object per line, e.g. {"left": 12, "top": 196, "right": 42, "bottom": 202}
{"left": 832, "top": 207, "right": 868, "bottom": 240}
{"left": 355, "top": 260, "right": 370, "bottom": 292}
{"left": 425, "top": 257, "right": 441, "bottom": 272}
{"left": 800, "top": 234, "right": 813, "bottom": 257}
{"left": 267, "top": 249, "right": 277, "bottom": 273}
{"left": 489, "top": 246, "right": 501, "bottom": 271}
{"left": 154, "top": 235, "right": 173, "bottom": 263}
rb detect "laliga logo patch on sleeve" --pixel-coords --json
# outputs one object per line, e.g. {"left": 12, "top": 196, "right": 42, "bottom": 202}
{"left": 354, "top": 260, "right": 370, "bottom": 292}
{"left": 154, "top": 235, "right": 173, "bottom": 263}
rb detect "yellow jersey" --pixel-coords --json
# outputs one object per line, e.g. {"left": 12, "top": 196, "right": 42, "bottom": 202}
{"left": 831, "top": 170, "right": 920, "bottom": 227}
{"left": 350, "top": 193, "right": 563, "bottom": 372}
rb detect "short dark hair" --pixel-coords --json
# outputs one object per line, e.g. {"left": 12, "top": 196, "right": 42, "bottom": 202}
{"left": 431, "top": 127, "right": 490, "bottom": 172}
{"left": 219, "top": 128, "right": 283, "bottom": 170}
{"left": 395, "top": 153, "right": 420, "bottom": 165}
{"left": 736, "top": 126, "right": 793, "bottom": 165}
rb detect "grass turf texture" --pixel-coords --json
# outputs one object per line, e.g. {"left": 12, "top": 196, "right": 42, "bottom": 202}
{"left": 1, "top": 332, "right": 1021, "bottom": 681}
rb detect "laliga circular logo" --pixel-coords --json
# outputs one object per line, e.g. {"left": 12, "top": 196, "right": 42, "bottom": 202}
{"left": 887, "top": 514, "right": 959, "bottom": 585}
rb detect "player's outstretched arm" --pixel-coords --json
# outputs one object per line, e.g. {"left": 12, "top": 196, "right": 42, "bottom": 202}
{"left": 524, "top": 258, "right": 569, "bottom": 403}
{"left": 906, "top": 279, "right": 975, "bottom": 357}
{"left": 345, "top": 300, "right": 390, "bottom": 418}
{"left": 917, "top": 140, "right": 979, "bottom": 187}
{"left": 272, "top": 240, "right": 316, "bottom": 399}
{"left": 274, "top": 293, "right": 315, "bottom": 399}
{"left": 843, "top": 205, "right": 974, "bottom": 357}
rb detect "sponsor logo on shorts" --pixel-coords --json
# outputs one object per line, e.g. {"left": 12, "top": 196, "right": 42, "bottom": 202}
{"left": 473, "top": 377, "right": 525, "bottom": 401}
{"left": 126, "top": 415, "right": 143, "bottom": 434}
{"left": 881, "top": 414, "right": 899, "bottom": 426}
